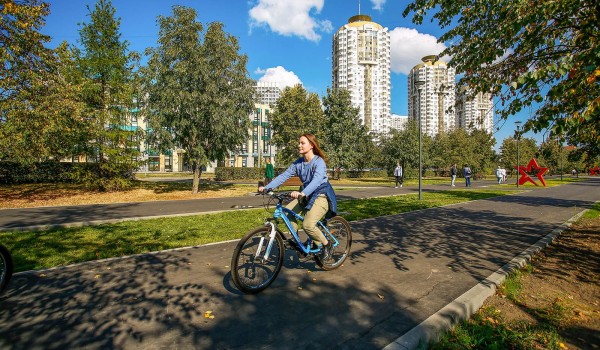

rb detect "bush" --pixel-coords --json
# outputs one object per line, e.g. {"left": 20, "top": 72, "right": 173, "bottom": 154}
{"left": 0, "top": 160, "right": 138, "bottom": 191}
{"left": 0, "top": 161, "right": 73, "bottom": 184}
{"left": 69, "top": 162, "right": 136, "bottom": 191}
{"left": 344, "top": 170, "right": 387, "bottom": 178}
{"left": 215, "top": 167, "right": 263, "bottom": 181}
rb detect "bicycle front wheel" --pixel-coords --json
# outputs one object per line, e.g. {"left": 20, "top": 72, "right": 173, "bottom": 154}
{"left": 231, "top": 227, "right": 285, "bottom": 294}
{"left": 316, "top": 216, "right": 352, "bottom": 270}
{"left": 0, "top": 244, "right": 13, "bottom": 293}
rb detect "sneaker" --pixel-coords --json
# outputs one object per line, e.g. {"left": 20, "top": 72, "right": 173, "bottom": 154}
{"left": 319, "top": 242, "right": 334, "bottom": 261}
{"left": 394, "top": 186, "right": 398, "bottom": 189}
{"left": 400, "top": 184, "right": 403, "bottom": 187}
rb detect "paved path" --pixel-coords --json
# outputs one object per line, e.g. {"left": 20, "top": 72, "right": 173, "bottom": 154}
{"left": 0, "top": 178, "right": 598, "bottom": 350}
{"left": 0, "top": 180, "right": 505, "bottom": 232}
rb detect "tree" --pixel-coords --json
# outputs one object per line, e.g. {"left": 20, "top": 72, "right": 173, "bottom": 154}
{"left": 269, "top": 84, "right": 324, "bottom": 165}
{"left": 143, "top": 6, "right": 255, "bottom": 193}
{"left": 322, "top": 88, "right": 370, "bottom": 177}
{"left": 0, "top": 0, "right": 53, "bottom": 160}
{"left": 76, "top": 0, "right": 142, "bottom": 189}
{"left": 499, "top": 136, "right": 539, "bottom": 177}
{"left": 380, "top": 119, "right": 432, "bottom": 179}
{"left": 403, "top": 0, "right": 600, "bottom": 158}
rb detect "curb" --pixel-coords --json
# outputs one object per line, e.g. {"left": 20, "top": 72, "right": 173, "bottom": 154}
{"left": 382, "top": 208, "right": 589, "bottom": 350}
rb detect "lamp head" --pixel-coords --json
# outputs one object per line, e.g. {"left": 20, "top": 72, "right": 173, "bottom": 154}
{"left": 515, "top": 121, "right": 522, "bottom": 131}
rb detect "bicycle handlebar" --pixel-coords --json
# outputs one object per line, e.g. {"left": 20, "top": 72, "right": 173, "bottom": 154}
{"left": 255, "top": 190, "right": 293, "bottom": 203}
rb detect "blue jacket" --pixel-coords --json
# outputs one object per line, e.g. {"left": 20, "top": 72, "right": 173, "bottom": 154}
{"left": 265, "top": 155, "right": 337, "bottom": 216}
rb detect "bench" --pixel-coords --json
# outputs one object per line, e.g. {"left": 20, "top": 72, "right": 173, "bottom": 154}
{"left": 281, "top": 176, "right": 302, "bottom": 187}
{"left": 258, "top": 176, "right": 302, "bottom": 189}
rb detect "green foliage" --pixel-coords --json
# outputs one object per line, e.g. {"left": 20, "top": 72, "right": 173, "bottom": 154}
{"left": 499, "top": 136, "right": 539, "bottom": 174}
{"left": 0, "top": 0, "right": 56, "bottom": 161}
{"left": 142, "top": 6, "right": 255, "bottom": 193}
{"left": 380, "top": 119, "right": 429, "bottom": 178}
{"left": 69, "top": 162, "right": 136, "bottom": 191}
{"left": 344, "top": 170, "right": 387, "bottom": 178}
{"left": 214, "top": 167, "right": 263, "bottom": 181}
{"left": 75, "top": 0, "right": 143, "bottom": 189}
{"left": 381, "top": 122, "right": 498, "bottom": 177}
{"left": 269, "top": 85, "right": 325, "bottom": 165}
{"left": 322, "top": 87, "right": 372, "bottom": 171}
{"left": 403, "top": 0, "right": 600, "bottom": 159}
{"left": 0, "top": 161, "right": 73, "bottom": 184}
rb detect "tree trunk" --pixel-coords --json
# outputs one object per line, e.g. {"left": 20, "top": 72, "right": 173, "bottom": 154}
{"left": 192, "top": 163, "right": 200, "bottom": 194}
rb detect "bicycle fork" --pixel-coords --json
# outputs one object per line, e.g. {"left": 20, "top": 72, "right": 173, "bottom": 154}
{"left": 256, "top": 221, "right": 277, "bottom": 262}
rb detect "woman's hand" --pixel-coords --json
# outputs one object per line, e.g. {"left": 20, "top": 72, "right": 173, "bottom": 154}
{"left": 258, "top": 186, "right": 265, "bottom": 193}
{"left": 290, "top": 191, "right": 305, "bottom": 199}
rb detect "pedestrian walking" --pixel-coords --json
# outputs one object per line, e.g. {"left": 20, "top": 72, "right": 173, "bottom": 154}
{"left": 394, "top": 163, "right": 403, "bottom": 188}
{"left": 495, "top": 166, "right": 503, "bottom": 184}
{"left": 264, "top": 158, "right": 274, "bottom": 186}
{"left": 463, "top": 164, "right": 472, "bottom": 187}
{"left": 450, "top": 163, "right": 458, "bottom": 187}
{"left": 501, "top": 167, "right": 507, "bottom": 182}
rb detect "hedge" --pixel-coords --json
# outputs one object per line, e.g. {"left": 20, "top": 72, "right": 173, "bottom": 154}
{"left": 0, "top": 161, "right": 137, "bottom": 190}
{"left": 214, "top": 167, "right": 389, "bottom": 181}
{"left": 214, "top": 167, "right": 264, "bottom": 181}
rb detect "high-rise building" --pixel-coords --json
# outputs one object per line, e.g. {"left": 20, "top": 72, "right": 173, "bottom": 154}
{"left": 255, "top": 81, "right": 282, "bottom": 107}
{"left": 390, "top": 114, "right": 409, "bottom": 131}
{"left": 408, "top": 55, "right": 456, "bottom": 137}
{"left": 227, "top": 103, "right": 277, "bottom": 168}
{"left": 455, "top": 89, "right": 494, "bottom": 134}
{"left": 332, "top": 14, "right": 391, "bottom": 135}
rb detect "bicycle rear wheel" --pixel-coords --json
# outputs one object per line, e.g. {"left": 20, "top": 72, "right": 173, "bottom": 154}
{"left": 0, "top": 244, "right": 13, "bottom": 293}
{"left": 316, "top": 216, "right": 352, "bottom": 270}
{"left": 231, "top": 227, "right": 285, "bottom": 294}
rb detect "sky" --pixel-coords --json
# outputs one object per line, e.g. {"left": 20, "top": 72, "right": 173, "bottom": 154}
{"left": 40, "top": 0, "right": 541, "bottom": 150}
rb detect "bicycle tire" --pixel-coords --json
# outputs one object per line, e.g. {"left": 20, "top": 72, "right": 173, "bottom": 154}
{"left": 0, "top": 244, "right": 13, "bottom": 293}
{"left": 316, "top": 216, "right": 352, "bottom": 270}
{"left": 231, "top": 227, "right": 285, "bottom": 294}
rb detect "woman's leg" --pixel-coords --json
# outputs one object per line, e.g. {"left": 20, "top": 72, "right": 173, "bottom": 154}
{"left": 285, "top": 199, "right": 303, "bottom": 233}
{"left": 302, "top": 195, "right": 329, "bottom": 246}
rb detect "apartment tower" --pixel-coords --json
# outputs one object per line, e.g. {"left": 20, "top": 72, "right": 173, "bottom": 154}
{"left": 455, "top": 89, "right": 494, "bottom": 134}
{"left": 332, "top": 14, "right": 391, "bottom": 135}
{"left": 408, "top": 55, "right": 456, "bottom": 137}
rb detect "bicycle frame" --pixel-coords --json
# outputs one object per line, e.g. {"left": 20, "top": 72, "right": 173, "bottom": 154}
{"left": 259, "top": 198, "right": 339, "bottom": 260}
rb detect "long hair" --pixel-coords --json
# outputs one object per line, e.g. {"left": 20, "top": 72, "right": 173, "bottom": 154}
{"left": 302, "top": 133, "right": 328, "bottom": 164}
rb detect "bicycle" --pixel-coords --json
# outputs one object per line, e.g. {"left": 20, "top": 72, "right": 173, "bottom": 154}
{"left": 231, "top": 192, "right": 352, "bottom": 294}
{"left": 0, "top": 243, "right": 13, "bottom": 294}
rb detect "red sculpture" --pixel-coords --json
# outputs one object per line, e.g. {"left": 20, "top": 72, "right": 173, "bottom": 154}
{"left": 514, "top": 158, "right": 549, "bottom": 187}
{"left": 590, "top": 166, "right": 600, "bottom": 176}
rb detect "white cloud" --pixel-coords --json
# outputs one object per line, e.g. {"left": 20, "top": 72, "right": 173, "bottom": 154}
{"left": 256, "top": 66, "right": 302, "bottom": 88}
{"left": 248, "top": 0, "right": 332, "bottom": 42}
{"left": 370, "top": 0, "right": 386, "bottom": 10}
{"left": 389, "top": 27, "right": 448, "bottom": 75}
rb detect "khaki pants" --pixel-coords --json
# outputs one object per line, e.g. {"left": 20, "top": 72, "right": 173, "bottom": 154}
{"left": 285, "top": 194, "right": 329, "bottom": 246}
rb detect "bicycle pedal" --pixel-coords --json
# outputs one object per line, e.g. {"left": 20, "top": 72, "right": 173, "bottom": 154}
{"left": 297, "top": 251, "right": 313, "bottom": 262}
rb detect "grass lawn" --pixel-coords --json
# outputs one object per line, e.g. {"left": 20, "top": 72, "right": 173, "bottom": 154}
{"left": 0, "top": 189, "right": 519, "bottom": 273}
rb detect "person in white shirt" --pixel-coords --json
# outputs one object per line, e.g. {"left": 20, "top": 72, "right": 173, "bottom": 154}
{"left": 394, "top": 163, "right": 403, "bottom": 188}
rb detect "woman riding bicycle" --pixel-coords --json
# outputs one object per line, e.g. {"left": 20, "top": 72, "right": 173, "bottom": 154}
{"left": 258, "top": 133, "right": 337, "bottom": 260}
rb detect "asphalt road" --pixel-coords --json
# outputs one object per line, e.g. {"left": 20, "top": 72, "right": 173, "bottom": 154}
{"left": 0, "top": 178, "right": 598, "bottom": 349}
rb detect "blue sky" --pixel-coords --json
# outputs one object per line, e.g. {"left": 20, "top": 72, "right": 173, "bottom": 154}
{"left": 40, "top": 0, "right": 541, "bottom": 149}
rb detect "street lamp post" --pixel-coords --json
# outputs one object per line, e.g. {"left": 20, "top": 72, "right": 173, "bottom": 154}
{"left": 559, "top": 136, "right": 563, "bottom": 181}
{"left": 415, "top": 80, "right": 425, "bottom": 200}
{"left": 515, "top": 121, "right": 522, "bottom": 188}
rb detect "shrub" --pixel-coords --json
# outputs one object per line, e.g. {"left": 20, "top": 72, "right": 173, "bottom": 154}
{"left": 215, "top": 167, "right": 263, "bottom": 181}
